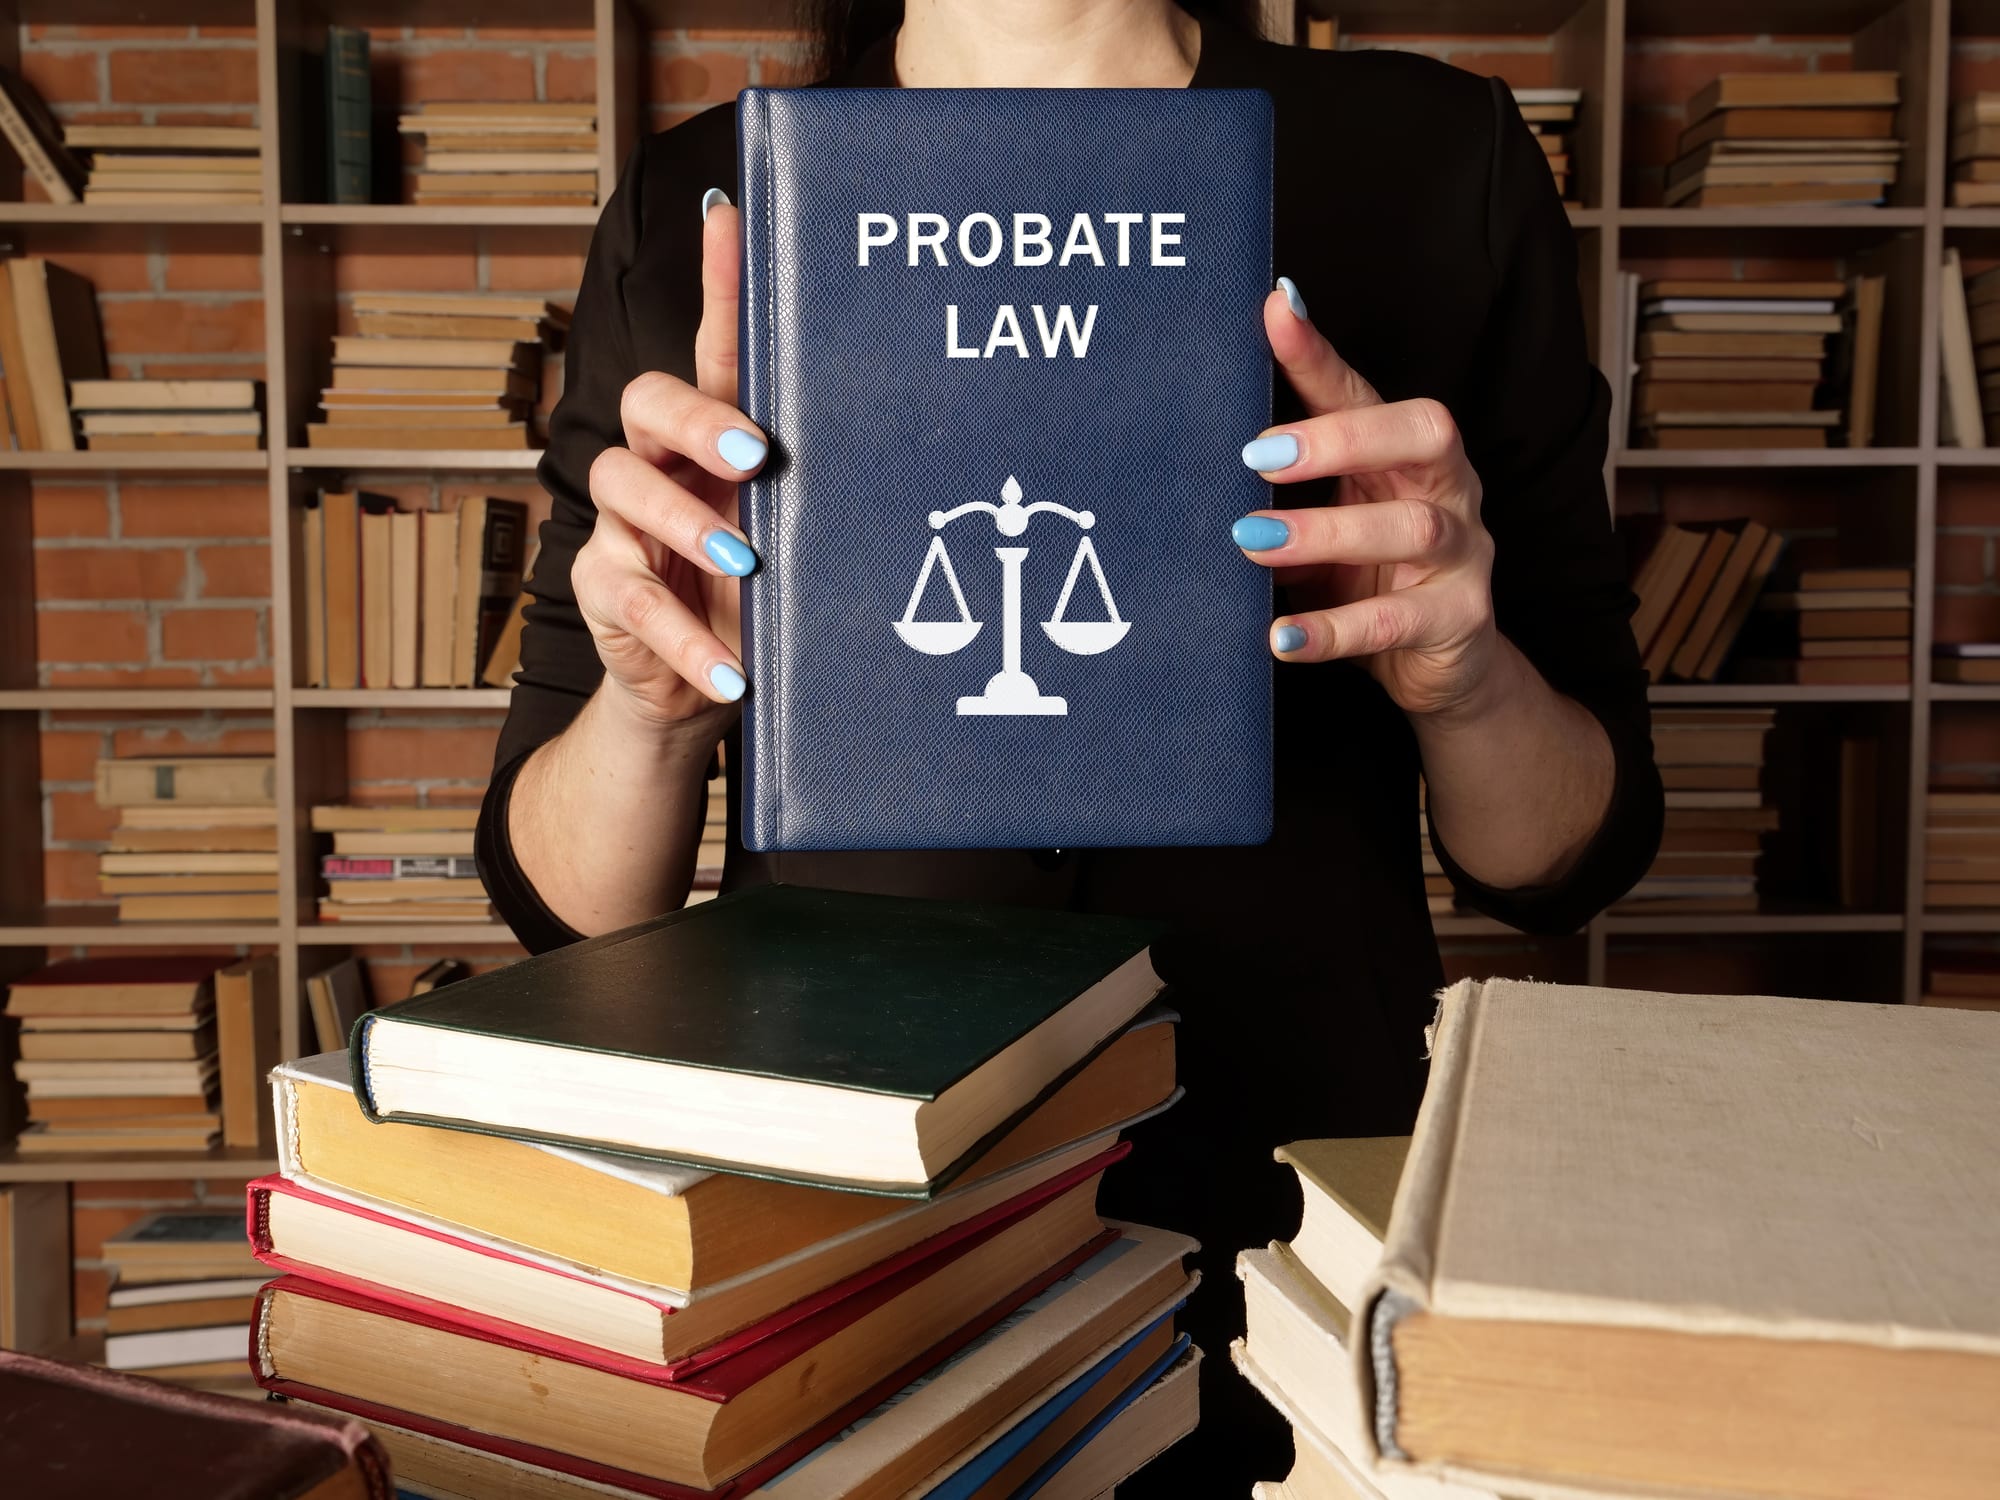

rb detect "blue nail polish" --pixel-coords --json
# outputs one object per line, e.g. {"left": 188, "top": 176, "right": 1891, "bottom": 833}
{"left": 1242, "top": 433, "right": 1300, "bottom": 472}
{"left": 1232, "top": 515, "right": 1290, "bottom": 551}
{"left": 717, "top": 428, "right": 767, "bottom": 471}
{"left": 710, "top": 663, "right": 746, "bottom": 701}
{"left": 1277, "top": 276, "right": 1308, "bottom": 320}
{"left": 703, "top": 530, "right": 757, "bottom": 577}
{"left": 1273, "top": 624, "right": 1307, "bottom": 654}
{"left": 700, "top": 187, "right": 731, "bottom": 222}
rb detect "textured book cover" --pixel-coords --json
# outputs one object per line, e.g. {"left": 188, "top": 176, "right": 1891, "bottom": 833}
{"left": 736, "top": 86, "right": 1273, "bottom": 850}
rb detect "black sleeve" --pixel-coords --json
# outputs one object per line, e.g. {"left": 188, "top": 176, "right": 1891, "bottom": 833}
{"left": 1423, "top": 79, "right": 1663, "bottom": 935}
{"left": 477, "top": 133, "right": 680, "bottom": 954}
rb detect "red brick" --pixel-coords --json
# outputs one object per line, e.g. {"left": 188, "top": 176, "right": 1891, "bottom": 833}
{"left": 1933, "top": 705, "right": 2000, "bottom": 764}
{"left": 485, "top": 251, "right": 585, "bottom": 293}
{"left": 346, "top": 725, "right": 499, "bottom": 783}
{"left": 1938, "top": 534, "right": 1991, "bottom": 589}
{"left": 44, "top": 666, "right": 201, "bottom": 687}
{"left": 36, "top": 608, "right": 148, "bottom": 662}
{"left": 120, "top": 481, "right": 268, "bottom": 538}
{"left": 73, "top": 1179, "right": 198, "bottom": 1202}
{"left": 1934, "top": 593, "right": 2000, "bottom": 646}
{"left": 544, "top": 52, "right": 598, "bottom": 102}
{"left": 396, "top": 49, "right": 537, "bottom": 104}
{"left": 121, "top": 358, "right": 267, "bottom": 381}
{"left": 97, "top": 297, "right": 265, "bottom": 357}
{"left": 107, "top": 47, "right": 257, "bottom": 105}
{"left": 31, "top": 484, "right": 111, "bottom": 539}
{"left": 71, "top": 1205, "right": 153, "bottom": 1259}
{"left": 40, "top": 729, "right": 105, "bottom": 782}
{"left": 652, "top": 52, "right": 751, "bottom": 104}
{"left": 34, "top": 546, "right": 185, "bottom": 600}
{"left": 685, "top": 28, "right": 811, "bottom": 43}
{"left": 48, "top": 788, "right": 116, "bottom": 843}
{"left": 19, "top": 49, "right": 102, "bottom": 105}
{"left": 43, "top": 848, "right": 102, "bottom": 903}
{"left": 1940, "top": 475, "right": 2000, "bottom": 527}
{"left": 72, "top": 1266, "right": 107, "bottom": 1324}
{"left": 46, "top": 247, "right": 153, "bottom": 294}
{"left": 195, "top": 542, "right": 269, "bottom": 598}
{"left": 160, "top": 607, "right": 259, "bottom": 661}
{"left": 1449, "top": 52, "right": 1556, "bottom": 89}
{"left": 162, "top": 230, "right": 264, "bottom": 293}
{"left": 111, "top": 725, "right": 274, "bottom": 757}
{"left": 334, "top": 245, "right": 481, "bottom": 293}
{"left": 209, "top": 663, "right": 274, "bottom": 686}
{"left": 34, "top": 25, "right": 190, "bottom": 40}
{"left": 1625, "top": 46, "right": 1819, "bottom": 113}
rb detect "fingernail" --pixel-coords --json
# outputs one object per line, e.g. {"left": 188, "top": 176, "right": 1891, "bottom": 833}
{"left": 1231, "top": 515, "right": 1290, "bottom": 551}
{"left": 717, "top": 428, "right": 767, "bottom": 471}
{"left": 1277, "top": 276, "right": 1308, "bottom": 320}
{"left": 700, "top": 187, "right": 731, "bottom": 222}
{"left": 710, "top": 663, "right": 747, "bottom": 701}
{"left": 1242, "top": 433, "right": 1299, "bottom": 472}
{"left": 1273, "top": 624, "right": 1307, "bottom": 654}
{"left": 703, "top": 529, "right": 757, "bottom": 577}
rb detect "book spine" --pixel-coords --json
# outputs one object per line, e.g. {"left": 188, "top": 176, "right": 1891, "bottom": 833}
{"left": 326, "top": 26, "right": 371, "bottom": 206}
{"left": 0, "top": 91, "right": 75, "bottom": 205}
{"left": 737, "top": 89, "right": 779, "bottom": 850}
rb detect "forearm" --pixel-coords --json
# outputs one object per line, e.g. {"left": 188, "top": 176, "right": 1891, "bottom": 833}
{"left": 1413, "top": 634, "right": 1615, "bottom": 891}
{"left": 509, "top": 683, "right": 722, "bottom": 936}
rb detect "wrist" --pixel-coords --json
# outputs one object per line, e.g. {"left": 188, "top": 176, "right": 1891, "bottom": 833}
{"left": 590, "top": 676, "right": 733, "bottom": 768}
{"left": 1409, "top": 625, "right": 1517, "bottom": 732}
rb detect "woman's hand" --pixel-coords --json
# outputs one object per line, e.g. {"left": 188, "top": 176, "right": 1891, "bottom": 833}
{"left": 1231, "top": 278, "right": 1501, "bottom": 721}
{"left": 574, "top": 189, "right": 765, "bottom": 732}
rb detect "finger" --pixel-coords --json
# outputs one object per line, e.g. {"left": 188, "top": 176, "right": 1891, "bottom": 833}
{"left": 619, "top": 369, "right": 768, "bottom": 485}
{"left": 1270, "top": 591, "right": 1435, "bottom": 664}
{"left": 577, "top": 516, "right": 748, "bottom": 703}
{"left": 694, "top": 192, "right": 741, "bottom": 402}
{"left": 591, "top": 444, "right": 759, "bottom": 579}
{"left": 1241, "top": 397, "right": 1464, "bottom": 484}
{"left": 1231, "top": 496, "right": 1462, "bottom": 569}
{"left": 1262, "top": 279, "right": 1379, "bottom": 416}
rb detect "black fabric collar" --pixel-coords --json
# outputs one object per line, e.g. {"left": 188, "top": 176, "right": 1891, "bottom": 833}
{"left": 832, "top": 10, "right": 1246, "bottom": 90}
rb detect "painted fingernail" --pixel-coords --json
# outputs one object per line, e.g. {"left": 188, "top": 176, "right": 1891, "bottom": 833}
{"left": 1231, "top": 515, "right": 1290, "bottom": 551}
{"left": 717, "top": 428, "right": 767, "bottom": 471}
{"left": 700, "top": 187, "right": 731, "bottom": 221}
{"left": 703, "top": 529, "right": 757, "bottom": 577}
{"left": 1277, "top": 276, "right": 1308, "bottom": 320}
{"left": 1273, "top": 624, "right": 1307, "bottom": 654}
{"left": 1242, "top": 433, "right": 1300, "bottom": 472}
{"left": 709, "top": 663, "right": 747, "bottom": 701}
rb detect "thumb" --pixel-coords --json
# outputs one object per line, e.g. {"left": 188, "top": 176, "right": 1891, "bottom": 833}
{"left": 1263, "top": 281, "right": 1379, "bottom": 416}
{"left": 693, "top": 191, "right": 741, "bottom": 403}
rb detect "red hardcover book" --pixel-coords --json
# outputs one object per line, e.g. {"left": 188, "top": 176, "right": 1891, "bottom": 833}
{"left": 244, "top": 1141, "right": 1127, "bottom": 1375}
{"left": 251, "top": 1226, "right": 1116, "bottom": 1498}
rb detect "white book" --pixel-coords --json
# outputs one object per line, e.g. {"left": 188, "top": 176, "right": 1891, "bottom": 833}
{"left": 1642, "top": 297, "right": 1837, "bottom": 315}
{"left": 105, "top": 1322, "right": 247, "bottom": 1370}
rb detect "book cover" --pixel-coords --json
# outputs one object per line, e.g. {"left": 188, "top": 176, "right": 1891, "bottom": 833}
{"left": 735, "top": 86, "right": 1273, "bottom": 850}
{"left": 325, "top": 25, "right": 370, "bottom": 206}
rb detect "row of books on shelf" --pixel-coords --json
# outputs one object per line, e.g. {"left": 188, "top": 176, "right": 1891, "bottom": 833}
{"left": 0, "top": 68, "right": 264, "bottom": 206}
{"left": 302, "top": 491, "right": 532, "bottom": 690}
{"left": 1511, "top": 86, "right": 1579, "bottom": 205}
{"left": 1656, "top": 72, "right": 1902, "bottom": 209}
{"left": 1617, "top": 707, "right": 1776, "bottom": 916}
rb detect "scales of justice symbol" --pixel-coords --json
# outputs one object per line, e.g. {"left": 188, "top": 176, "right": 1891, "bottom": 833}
{"left": 892, "top": 475, "right": 1130, "bottom": 716}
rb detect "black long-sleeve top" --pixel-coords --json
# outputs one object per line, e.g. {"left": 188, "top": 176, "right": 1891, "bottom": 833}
{"left": 476, "top": 17, "right": 1661, "bottom": 1488}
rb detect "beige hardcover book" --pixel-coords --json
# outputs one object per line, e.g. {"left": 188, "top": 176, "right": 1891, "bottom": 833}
{"left": 67, "top": 379, "right": 260, "bottom": 411}
{"left": 1671, "top": 521, "right": 1770, "bottom": 680}
{"left": 1688, "top": 72, "right": 1899, "bottom": 119}
{"left": 94, "top": 756, "right": 274, "bottom": 807}
{"left": 350, "top": 292, "right": 568, "bottom": 322}
{"left": 359, "top": 505, "right": 394, "bottom": 690}
{"left": 1354, "top": 978, "right": 2000, "bottom": 1500}
{"left": 1275, "top": 1138, "right": 1409, "bottom": 1317}
{"left": 302, "top": 496, "right": 327, "bottom": 688}
{"left": 9, "top": 258, "right": 104, "bottom": 452}
{"left": 420, "top": 508, "right": 460, "bottom": 688}
{"left": 305, "top": 423, "right": 529, "bottom": 450}
{"left": 322, "top": 490, "right": 362, "bottom": 690}
{"left": 309, "top": 804, "right": 479, "bottom": 832}
{"left": 1, "top": 1183, "right": 72, "bottom": 1354}
{"left": 304, "top": 958, "right": 369, "bottom": 1053}
{"left": 1845, "top": 273, "right": 1886, "bottom": 448}
{"left": 330, "top": 336, "right": 535, "bottom": 370}
{"left": 390, "top": 509, "right": 421, "bottom": 690}
{"left": 1942, "top": 248, "right": 1984, "bottom": 447}
{"left": 62, "top": 123, "right": 260, "bottom": 150}
{"left": 214, "top": 955, "right": 279, "bottom": 1151}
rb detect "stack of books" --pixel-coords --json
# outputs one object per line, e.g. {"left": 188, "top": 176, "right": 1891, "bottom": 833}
{"left": 1951, "top": 94, "right": 2000, "bottom": 206}
{"left": 1632, "top": 281, "right": 1844, "bottom": 449}
{"left": 68, "top": 378, "right": 263, "bottom": 453}
{"left": 311, "top": 803, "right": 489, "bottom": 924}
{"left": 1631, "top": 519, "right": 1786, "bottom": 682}
{"left": 4, "top": 958, "right": 234, "bottom": 1156}
{"left": 72, "top": 124, "right": 263, "bottom": 206}
{"left": 1924, "top": 789, "right": 2000, "bottom": 910}
{"left": 94, "top": 756, "right": 278, "bottom": 922}
{"left": 1513, "top": 86, "right": 1579, "bottom": 204}
{"left": 1614, "top": 708, "right": 1774, "bottom": 916}
{"left": 0, "top": 67, "right": 83, "bottom": 203}
{"left": 310, "top": 293, "right": 563, "bottom": 451}
{"left": 1664, "top": 71, "right": 1901, "bottom": 208}
{"left": 0, "top": 257, "right": 103, "bottom": 452}
{"left": 1737, "top": 567, "right": 1914, "bottom": 686}
{"left": 247, "top": 886, "right": 1199, "bottom": 1497}
{"left": 101, "top": 1211, "right": 268, "bottom": 1397}
{"left": 1920, "top": 952, "right": 2000, "bottom": 1010}
{"left": 396, "top": 101, "right": 597, "bottom": 206}
{"left": 301, "top": 491, "right": 530, "bottom": 690}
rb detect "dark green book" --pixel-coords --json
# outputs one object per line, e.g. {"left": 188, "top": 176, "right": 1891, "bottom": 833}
{"left": 351, "top": 885, "right": 1163, "bottom": 1196}
{"left": 325, "top": 25, "right": 369, "bottom": 205}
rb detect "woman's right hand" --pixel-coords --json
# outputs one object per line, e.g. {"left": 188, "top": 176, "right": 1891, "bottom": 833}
{"left": 575, "top": 188, "right": 765, "bottom": 731}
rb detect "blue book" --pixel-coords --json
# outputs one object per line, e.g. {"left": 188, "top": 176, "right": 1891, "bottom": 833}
{"left": 736, "top": 87, "right": 1273, "bottom": 850}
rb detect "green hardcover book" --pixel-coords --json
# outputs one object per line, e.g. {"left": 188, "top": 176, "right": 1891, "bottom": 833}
{"left": 325, "top": 25, "right": 370, "bottom": 205}
{"left": 351, "top": 884, "right": 1164, "bottom": 1197}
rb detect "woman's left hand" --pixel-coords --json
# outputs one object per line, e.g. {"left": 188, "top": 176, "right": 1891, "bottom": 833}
{"left": 1232, "top": 278, "right": 1502, "bottom": 720}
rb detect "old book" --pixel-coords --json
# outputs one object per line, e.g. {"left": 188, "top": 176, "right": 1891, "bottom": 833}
{"left": 1680, "top": 107, "right": 1899, "bottom": 153}
{"left": 1354, "top": 977, "right": 2000, "bottom": 1500}
{"left": 85, "top": 433, "right": 259, "bottom": 451}
{"left": 77, "top": 412, "right": 260, "bottom": 437}
{"left": 306, "top": 422, "right": 529, "bottom": 449}
{"left": 326, "top": 24, "right": 370, "bottom": 205}
{"left": 63, "top": 123, "right": 260, "bottom": 150}
{"left": 1277, "top": 1138, "right": 1409, "bottom": 1317}
{"left": 1663, "top": 162, "right": 1894, "bottom": 206}
{"left": 214, "top": 955, "right": 279, "bottom": 1151}
{"left": 104, "top": 1211, "right": 261, "bottom": 1283}
{"left": 18, "top": 1026, "right": 215, "bottom": 1060}
{"left": 301, "top": 493, "right": 326, "bottom": 688}
{"left": 1639, "top": 278, "right": 1849, "bottom": 300}
{"left": 321, "top": 490, "right": 362, "bottom": 690}
{"left": 358, "top": 500, "right": 393, "bottom": 690}
{"left": 1695, "top": 529, "right": 1787, "bottom": 681}
{"left": 118, "top": 893, "right": 279, "bottom": 922}
{"left": 389, "top": 509, "right": 420, "bottom": 689}
{"left": 419, "top": 507, "right": 459, "bottom": 687}
{"left": 318, "top": 405, "right": 520, "bottom": 427}
{"left": 9, "top": 258, "right": 103, "bottom": 452}
{"left": 1761, "top": 587, "right": 1912, "bottom": 609}
{"left": 1936, "top": 657, "right": 2000, "bottom": 683}
{"left": 0, "top": 1185, "right": 70, "bottom": 1355}
{"left": 412, "top": 170, "right": 596, "bottom": 192}
{"left": 3, "top": 956, "right": 226, "bottom": 1018}
{"left": 353, "top": 310, "right": 546, "bottom": 339}
{"left": 1638, "top": 330, "right": 1827, "bottom": 359}
{"left": 1943, "top": 248, "right": 1984, "bottom": 446}
{"left": 1676, "top": 183, "right": 1885, "bottom": 208}
{"left": 452, "top": 496, "right": 529, "bottom": 686}
{"left": 330, "top": 335, "right": 536, "bottom": 370}
{"left": 1800, "top": 637, "right": 1906, "bottom": 658}
{"left": 1642, "top": 526, "right": 1734, "bottom": 680}
{"left": 327, "top": 831, "right": 474, "bottom": 856}
{"left": 0, "top": 68, "right": 81, "bottom": 203}
{"left": 1637, "top": 357, "right": 1823, "bottom": 381}
{"left": 0, "top": 272, "right": 33, "bottom": 448}
{"left": 1792, "top": 608, "right": 1911, "bottom": 638}
{"left": 1659, "top": 765, "right": 1760, "bottom": 791}
{"left": 1647, "top": 427, "right": 1826, "bottom": 449}
{"left": 351, "top": 292, "right": 568, "bottom": 322}
{"left": 1645, "top": 310, "right": 1843, "bottom": 334}
{"left": 1628, "top": 526, "right": 1703, "bottom": 658}
{"left": 95, "top": 756, "right": 274, "bottom": 807}
{"left": 353, "top": 885, "right": 1163, "bottom": 1195}
{"left": 67, "top": 377, "right": 258, "bottom": 410}
{"left": 479, "top": 539, "right": 535, "bottom": 688}
{"left": 328, "top": 364, "right": 535, "bottom": 396}
{"left": 310, "top": 804, "right": 480, "bottom": 831}
{"left": 304, "top": 958, "right": 368, "bottom": 1053}
{"left": 1688, "top": 72, "right": 1900, "bottom": 120}
{"left": 1844, "top": 273, "right": 1886, "bottom": 448}
{"left": 1634, "top": 382, "right": 1815, "bottom": 413}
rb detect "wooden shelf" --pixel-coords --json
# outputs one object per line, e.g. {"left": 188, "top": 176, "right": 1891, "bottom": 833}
{"left": 1616, "top": 447, "right": 1923, "bottom": 468}
{"left": 1615, "top": 207, "right": 1926, "bottom": 229}
{"left": 280, "top": 204, "right": 599, "bottom": 228}
{"left": 0, "top": 202, "right": 265, "bottom": 226}
{"left": 0, "top": 689, "right": 275, "bottom": 711}
{"left": 283, "top": 448, "right": 543, "bottom": 472}
{"left": 0, "top": 909, "right": 277, "bottom": 947}
{"left": 1918, "top": 912, "right": 2000, "bottom": 932}
{"left": 1648, "top": 683, "right": 1911, "bottom": 704}
{"left": 0, "top": 1146, "right": 279, "bottom": 1183}
{"left": 297, "top": 923, "right": 519, "bottom": 946}
{"left": 294, "top": 689, "right": 512, "bottom": 709}
{"left": 1600, "top": 912, "right": 1905, "bottom": 935}
{"left": 0, "top": 450, "right": 267, "bottom": 472}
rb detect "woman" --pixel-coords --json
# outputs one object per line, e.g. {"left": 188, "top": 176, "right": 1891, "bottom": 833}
{"left": 477, "top": 1, "right": 1663, "bottom": 1488}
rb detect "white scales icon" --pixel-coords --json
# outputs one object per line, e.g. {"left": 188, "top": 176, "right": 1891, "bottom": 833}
{"left": 893, "top": 475, "right": 1131, "bottom": 716}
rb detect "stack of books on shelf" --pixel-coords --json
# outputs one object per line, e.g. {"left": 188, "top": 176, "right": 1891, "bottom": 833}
{"left": 301, "top": 491, "right": 530, "bottom": 690}
{"left": 1664, "top": 71, "right": 1901, "bottom": 208}
{"left": 1614, "top": 708, "right": 1774, "bottom": 916}
{"left": 1920, "top": 952, "right": 2000, "bottom": 1010}
{"left": 95, "top": 756, "right": 279, "bottom": 922}
{"left": 311, "top": 804, "right": 489, "bottom": 925}
{"left": 1631, "top": 281, "right": 1849, "bottom": 449}
{"left": 1512, "top": 86, "right": 1579, "bottom": 204}
{"left": 1923, "top": 789, "right": 2000, "bottom": 911}
{"left": 69, "top": 378, "right": 263, "bottom": 453}
{"left": 397, "top": 101, "right": 598, "bottom": 206}
{"left": 0, "top": 67, "right": 84, "bottom": 203}
{"left": 1951, "top": 94, "right": 2000, "bottom": 206}
{"left": 1737, "top": 567, "right": 1913, "bottom": 686}
{"left": 247, "top": 886, "right": 1199, "bottom": 1498}
{"left": 72, "top": 123, "right": 263, "bottom": 206}
{"left": 102, "top": 1210, "right": 268, "bottom": 1398}
{"left": 1936, "top": 641, "right": 2000, "bottom": 683}
{"left": 0, "top": 257, "right": 103, "bottom": 452}
{"left": 310, "top": 293, "right": 565, "bottom": 451}
{"left": 1631, "top": 518, "right": 1786, "bottom": 683}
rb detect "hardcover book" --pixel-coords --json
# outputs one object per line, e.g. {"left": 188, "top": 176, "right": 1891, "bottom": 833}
{"left": 735, "top": 86, "right": 1273, "bottom": 850}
